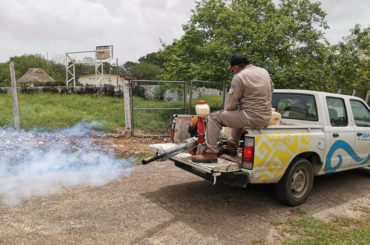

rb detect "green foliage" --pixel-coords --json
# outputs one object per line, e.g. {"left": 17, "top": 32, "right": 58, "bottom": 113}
{"left": 6, "top": 54, "right": 66, "bottom": 84}
{"left": 123, "top": 53, "right": 164, "bottom": 80}
{"left": 138, "top": 52, "right": 166, "bottom": 68}
{"left": 158, "top": 0, "right": 329, "bottom": 89}
{"left": 131, "top": 63, "right": 163, "bottom": 80}
{"left": 0, "top": 54, "right": 66, "bottom": 86}
{"left": 325, "top": 25, "right": 370, "bottom": 97}
{"left": 122, "top": 61, "right": 137, "bottom": 75}
{"left": 0, "top": 63, "right": 10, "bottom": 86}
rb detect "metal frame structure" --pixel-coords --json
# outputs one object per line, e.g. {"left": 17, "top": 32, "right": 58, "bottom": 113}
{"left": 65, "top": 45, "right": 113, "bottom": 87}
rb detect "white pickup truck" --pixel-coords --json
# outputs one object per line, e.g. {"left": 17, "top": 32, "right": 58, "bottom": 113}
{"left": 148, "top": 89, "right": 370, "bottom": 206}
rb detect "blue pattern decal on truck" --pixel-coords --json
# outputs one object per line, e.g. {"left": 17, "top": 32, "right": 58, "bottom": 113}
{"left": 325, "top": 140, "right": 370, "bottom": 174}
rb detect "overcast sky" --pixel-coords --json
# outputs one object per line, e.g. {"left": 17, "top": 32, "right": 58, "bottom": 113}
{"left": 0, "top": 0, "right": 369, "bottom": 64}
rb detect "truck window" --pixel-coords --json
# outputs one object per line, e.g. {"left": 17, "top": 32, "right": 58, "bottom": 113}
{"left": 326, "top": 97, "right": 348, "bottom": 127}
{"left": 272, "top": 93, "right": 318, "bottom": 121}
{"left": 350, "top": 100, "right": 370, "bottom": 127}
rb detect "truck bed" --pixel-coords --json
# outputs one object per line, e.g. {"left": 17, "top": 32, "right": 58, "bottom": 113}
{"left": 148, "top": 143, "right": 241, "bottom": 174}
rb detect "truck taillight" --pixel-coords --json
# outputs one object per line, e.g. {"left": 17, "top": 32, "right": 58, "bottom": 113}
{"left": 242, "top": 137, "right": 254, "bottom": 170}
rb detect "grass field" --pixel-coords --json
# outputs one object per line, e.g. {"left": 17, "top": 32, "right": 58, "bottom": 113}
{"left": 0, "top": 93, "right": 223, "bottom": 131}
{"left": 282, "top": 209, "right": 370, "bottom": 244}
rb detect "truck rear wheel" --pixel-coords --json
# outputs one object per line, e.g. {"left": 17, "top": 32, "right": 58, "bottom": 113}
{"left": 274, "top": 158, "right": 314, "bottom": 206}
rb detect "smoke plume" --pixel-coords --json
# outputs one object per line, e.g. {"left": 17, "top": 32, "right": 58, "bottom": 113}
{"left": 0, "top": 121, "right": 132, "bottom": 206}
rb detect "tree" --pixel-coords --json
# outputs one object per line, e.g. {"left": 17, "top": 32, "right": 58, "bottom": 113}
{"left": 138, "top": 52, "right": 165, "bottom": 68}
{"left": 159, "top": 0, "right": 329, "bottom": 90}
{"left": 131, "top": 63, "right": 163, "bottom": 80}
{"left": 122, "top": 61, "right": 137, "bottom": 75}
{"left": 325, "top": 25, "right": 369, "bottom": 97}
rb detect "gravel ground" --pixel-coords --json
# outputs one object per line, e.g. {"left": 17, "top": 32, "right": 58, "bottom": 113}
{"left": 0, "top": 161, "right": 369, "bottom": 245}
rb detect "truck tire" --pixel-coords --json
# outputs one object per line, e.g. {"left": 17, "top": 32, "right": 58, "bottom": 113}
{"left": 274, "top": 158, "right": 314, "bottom": 206}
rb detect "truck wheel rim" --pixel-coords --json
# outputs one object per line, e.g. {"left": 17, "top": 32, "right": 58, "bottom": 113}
{"left": 291, "top": 169, "right": 308, "bottom": 198}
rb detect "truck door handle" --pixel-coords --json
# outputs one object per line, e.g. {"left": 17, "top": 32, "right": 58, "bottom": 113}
{"left": 357, "top": 132, "right": 363, "bottom": 137}
{"left": 333, "top": 133, "right": 339, "bottom": 138}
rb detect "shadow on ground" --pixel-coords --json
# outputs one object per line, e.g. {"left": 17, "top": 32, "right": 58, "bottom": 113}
{"left": 140, "top": 167, "right": 370, "bottom": 244}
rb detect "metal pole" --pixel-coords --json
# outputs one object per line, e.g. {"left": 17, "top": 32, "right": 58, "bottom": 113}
{"left": 189, "top": 80, "right": 193, "bottom": 113}
{"left": 65, "top": 53, "right": 68, "bottom": 86}
{"left": 73, "top": 64, "right": 76, "bottom": 87}
{"left": 130, "top": 81, "right": 134, "bottom": 135}
{"left": 116, "top": 58, "right": 119, "bottom": 87}
{"left": 9, "top": 61, "right": 20, "bottom": 129}
{"left": 352, "top": 90, "right": 356, "bottom": 96}
{"left": 183, "top": 81, "right": 186, "bottom": 113}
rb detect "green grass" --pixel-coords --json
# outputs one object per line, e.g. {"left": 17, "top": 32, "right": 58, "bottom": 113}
{"left": 282, "top": 212, "right": 370, "bottom": 245}
{"left": 0, "top": 93, "right": 125, "bottom": 131}
{"left": 0, "top": 93, "right": 224, "bottom": 131}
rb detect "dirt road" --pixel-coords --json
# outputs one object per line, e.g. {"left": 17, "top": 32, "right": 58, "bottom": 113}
{"left": 0, "top": 161, "right": 369, "bottom": 245}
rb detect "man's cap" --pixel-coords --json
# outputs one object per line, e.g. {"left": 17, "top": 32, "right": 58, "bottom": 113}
{"left": 230, "top": 54, "right": 249, "bottom": 67}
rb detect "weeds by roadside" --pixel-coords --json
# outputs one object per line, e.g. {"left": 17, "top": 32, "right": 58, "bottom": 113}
{"left": 280, "top": 206, "right": 370, "bottom": 245}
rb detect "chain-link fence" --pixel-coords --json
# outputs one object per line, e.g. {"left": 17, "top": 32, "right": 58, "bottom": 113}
{"left": 130, "top": 80, "right": 187, "bottom": 136}
{"left": 188, "top": 80, "right": 227, "bottom": 114}
{"left": 127, "top": 79, "right": 227, "bottom": 136}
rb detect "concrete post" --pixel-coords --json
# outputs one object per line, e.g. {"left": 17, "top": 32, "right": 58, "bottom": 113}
{"left": 9, "top": 61, "right": 20, "bottom": 129}
{"left": 123, "top": 80, "right": 133, "bottom": 136}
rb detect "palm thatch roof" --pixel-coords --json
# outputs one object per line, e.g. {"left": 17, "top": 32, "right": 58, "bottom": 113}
{"left": 17, "top": 68, "right": 55, "bottom": 84}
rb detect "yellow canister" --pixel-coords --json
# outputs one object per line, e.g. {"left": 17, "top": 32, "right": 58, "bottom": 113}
{"left": 269, "top": 108, "right": 281, "bottom": 126}
{"left": 195, "top": 100, "right": 210, "bottom": 118}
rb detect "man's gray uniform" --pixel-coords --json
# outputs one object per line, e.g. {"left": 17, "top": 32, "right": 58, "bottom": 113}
{"left": 205, "top": 64, "right": 273, "bottom": 153}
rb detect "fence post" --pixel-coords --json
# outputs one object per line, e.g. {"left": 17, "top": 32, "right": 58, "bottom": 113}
{"left": 116, "top": 58, "right": 119, "bottom": 87}
{"left": 183, "top": 81, "right": 187, "bottom": 114}
{"left": 352, "top": 90, "right": 356, "bottom": 96}
{"left": 9, "top": 61, "right": 20, "bottom": 129}
{"left": 337, "top": 89, "right": 341, "bottom": 94}
{"left": 366, "top": 90, "right": 370, "bottom": 103}
{"left": 189, "top": 80, "right": 193, "bottom": 113}
{"left": 123, "top": 80, "right": 133, "bottom": 136}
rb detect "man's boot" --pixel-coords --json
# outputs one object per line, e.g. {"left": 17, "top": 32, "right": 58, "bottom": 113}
{"left": 223, "top": 142, "right": 237, "bottom": 156}
{"left": 191, "top": 152, "right": 218, "bottom": 163}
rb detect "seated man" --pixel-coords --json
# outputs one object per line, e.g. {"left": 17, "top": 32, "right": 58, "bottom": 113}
{"left": 192, "top": 54, "right": 273, "bottom": 163}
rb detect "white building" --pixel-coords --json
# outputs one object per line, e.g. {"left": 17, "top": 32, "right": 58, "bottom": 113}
{"left": 78, "top": 74, "right": 136, "bottom": 87}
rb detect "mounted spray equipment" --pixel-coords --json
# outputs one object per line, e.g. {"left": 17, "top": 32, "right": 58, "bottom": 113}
{"left": 142, "top": 137, "right": 198, "bottom": 165}
{"left": 188, "top": 100, "right": 210, "bottom": 154}
{"left": 142, "top": 100, "right": 210, "bottom": 165}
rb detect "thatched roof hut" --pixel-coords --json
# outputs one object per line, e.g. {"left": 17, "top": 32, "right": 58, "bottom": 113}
{"left": 17, "top": 68, "right": 55, "bottom": 86}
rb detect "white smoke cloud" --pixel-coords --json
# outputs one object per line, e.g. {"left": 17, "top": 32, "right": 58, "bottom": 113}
{"left": 0, "top": 121, "right": 133, "bottom": 206}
